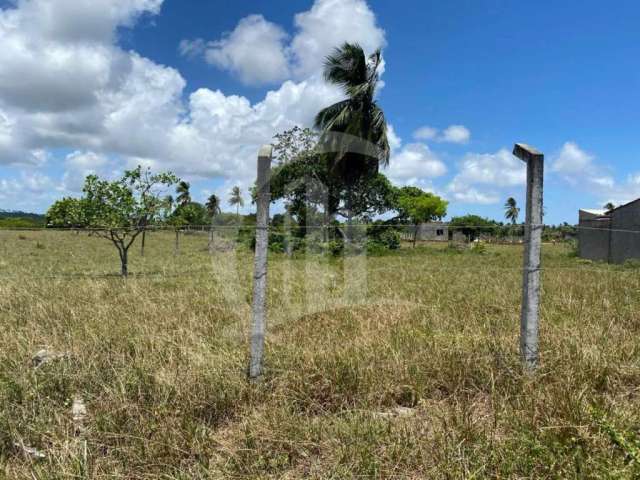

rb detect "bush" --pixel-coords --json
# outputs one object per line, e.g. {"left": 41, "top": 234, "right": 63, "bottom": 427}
{"left": 623, "top": 259, "right": 640, "bottom": 269}
{"left": 377, "top": 229, "right": 401, "bottom": 250}
{"left": 326, "top": 240, "right": 344, "bottom": 256}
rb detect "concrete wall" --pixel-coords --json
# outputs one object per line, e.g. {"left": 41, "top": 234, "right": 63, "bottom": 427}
{"left": 417, "top": 223, "right": 448, "bottom": 242}
{"left": 609, "top": 199, "right": 640, "bottom": 264}
{"left": 578, "top": 210, "right": 611, "bottom": 261}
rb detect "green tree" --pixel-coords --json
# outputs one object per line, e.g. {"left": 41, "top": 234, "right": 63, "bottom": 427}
{"left": 504, "top": 197, "right": 520, "bottom": 225}
{"left": 394, "top": 186, "right": 448, "bottom": 247}
{"left": 314, "top": 42, "right": 390, "bottom": 230}
{"left": 176, "top": 181, "right": 191, "bottom": 206}
{"left": 46, "top": 197, "right": 86, "bottom": 229}
{"left": 449, "top": 214, "right": 497, "bottom": 242}
{"left": 171, "top": 202, "right": 208, "bottom": 227}
{"left": 604, "top": 202, "right": 616, "bottom": 211}
{"left": 79, "top": 166, "right": 178, "bottom": 276}
{"left": 270, "top": 126, "right": 395, "bottom": 243}
{"left": 229, "top": 186, "right": 244, "bottom": 220}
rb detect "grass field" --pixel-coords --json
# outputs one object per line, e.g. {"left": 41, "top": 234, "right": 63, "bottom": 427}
{"left": 1, "top": 229, "right": 639, "bottom": 479}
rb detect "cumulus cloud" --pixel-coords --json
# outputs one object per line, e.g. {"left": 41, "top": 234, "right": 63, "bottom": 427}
{"left": 413, "top": 126, "right": 438, "bottom": 141}
{"left": 552, "top": 142, "right": 614, "bottom": 188}
{"left": 447, "top": 149, "right": 526, "bottom": 204}
{"left": 413, "top": 125, "right": 470, "bottom": 144}
{"left": 384, "top": 143, "right": 447, "bottom": 185}
{"left": 552, "top": 142, "right": 640, "bottom": 206}
{"left": 62, "top": 151, "right": 111, "bottom": 192}
{"left": 200, "top": 15, "right": 291, "bottom": 86}
{"left": 0, "top": 0, "right": 387, "bottom": 211}
{"left": 441, "top": 125, "right": 470, "bottom": 144}
{"left": 181, "top": 0, "right": 386, "bottom": 85}
{"left": 0, "top": 171, "right": 59, "bottom": 211}
{"left": 289, "top": 0, "right": 386, "bottom": 78}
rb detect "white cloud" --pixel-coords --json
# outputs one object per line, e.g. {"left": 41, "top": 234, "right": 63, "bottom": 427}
{"left": 386, "top": 124, "right": 402, "bottom": 152}
{"left": 0, "top": 171, "right": 58, "bottom": 210}
{"left": 552, "top": 142, "right": 594, "bottom": 175}
{"left": 449, "top": 187, "right": 499, "bottom": 205}
{"left": 201, "top": 15, "right": 291, "bottom": 86}
{"left": 551, "top": 142, "right": 616, "bottom": 191}
{"left": 552, "top": 142, "right": 640, "bottom": 207}
{"left": 62, "top": 150, "right": 111, "bottom": 192}
{"left": 441, "top": 125, "right": 470, "bottom": 144}
{"left": 181, "top": 0, "right": 386, "bottom": 84}
{"left": 0, "top": 0, "right": 385, "bottom": 212}
{"left": 385, "top": 143, "right": 447, "bottom": 185}
{"left": 413, "top": 126, "right": 438, "bottom": 141}
{"left": 447, "top": 149, "right": 526, "bottom": 204}
{"left": 413, "top": 125, "right": 470, "bottom": 144}
{"left": 290, "top": 0, "right": 386, "bottom": 78}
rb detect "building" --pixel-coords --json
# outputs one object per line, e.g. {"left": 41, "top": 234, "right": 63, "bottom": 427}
{"left": 400, "top": 222, "right": 466, "bottom": 243}
{"left": 417, "top": 222, "right": 449, "bottom": 242}
{"left": 578, "top": 198, "right": 640, "bottom": 263}
{"left": 400, "top": 222, "right": 448, "bottom": 242}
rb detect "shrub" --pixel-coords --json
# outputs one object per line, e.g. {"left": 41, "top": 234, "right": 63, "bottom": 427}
{"left": 326, "top": 240, "right": 344, "bottom": 256}
{"left": 623, "top": 259, "right": 640, "bottom": 269}
{"left": 377, "top": 229, "right": 401, "bottom": 250}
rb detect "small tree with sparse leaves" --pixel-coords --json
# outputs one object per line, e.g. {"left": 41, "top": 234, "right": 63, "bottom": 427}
{"left": 79, "top": 166, "right": 178, "bottom": 276}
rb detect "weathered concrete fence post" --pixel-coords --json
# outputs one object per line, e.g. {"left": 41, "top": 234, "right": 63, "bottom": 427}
{"left": 249, "top": 145, "right": 273, "bottom": 380}
{"left": 513, "top": 143, "right": 544, "bottom": 369}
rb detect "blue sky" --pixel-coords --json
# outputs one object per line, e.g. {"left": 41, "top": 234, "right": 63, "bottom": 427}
{"left": 0, "top": 0, "right": 638, "bottom": 224}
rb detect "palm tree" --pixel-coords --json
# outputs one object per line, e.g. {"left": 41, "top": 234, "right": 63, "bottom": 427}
{"left": 176, "top": 181, "right": 191, "bottom": 206}
{"left": 314, "top": 42, "right": 390, "bottom": 232}
{"left": 504, "top": 197, "right": 520, "bottom": 224}
{"left": 206, "top": 194, "right": 221, "bottom": 252}
{"left": 604, "top": 202, "right": 616, "bottom": 212}
{"left": 229, "top": 186, "right": 244, "bottom": 221}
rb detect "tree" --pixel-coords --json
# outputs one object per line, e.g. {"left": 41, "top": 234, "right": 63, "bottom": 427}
{"left": 206, "top": 194, "right": 221, "bottom": 252}
{"left": 449, "top": 215, "right": 497, "bottom": 242}
{"left": 604, "top": 202, "right": 616, "bottom": 211}
{"left": 176, "top": 181, "right": 191, "bottom": 206}
{"left": 78, "top": 166, "right": 178, "bottom": 276}
{"left": 229, "top": 186, "right": 244, "bottom": 220}
{"left": 394, "top": 187, "right": 448, "bottom": 247}
{"left": 314, "top": 43, "right": 390, "bottom": 231}
{"left": 269, "top": 126, "right": 397, "bottom": 246}
{"left": 315, "top": 43, "right": 390, "bottom": 181}
{"left": 504, "top": 197, "right": 520, "bottom": 225}
{"left": 171, "top": 202, "right": 208, "bottom": 227}
{"left": 46, "top": 197, "right": 86, "bottom": 229}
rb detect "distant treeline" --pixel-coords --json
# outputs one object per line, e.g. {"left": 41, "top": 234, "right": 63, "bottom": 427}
{"left": 0, "top": 210, "right": 46, "bottom": 228}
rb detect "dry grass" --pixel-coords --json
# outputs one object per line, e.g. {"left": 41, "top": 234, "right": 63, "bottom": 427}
{"left": 1, "top": 230, "right": 639, "bottom": 479}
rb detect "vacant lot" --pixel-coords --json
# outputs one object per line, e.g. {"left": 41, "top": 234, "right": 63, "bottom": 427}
{"left": 1, "top": 230, "right": 639, "bottom": 479}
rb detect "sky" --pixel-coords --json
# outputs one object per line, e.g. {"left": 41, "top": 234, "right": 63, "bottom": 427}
{"left": 0, "top": 0, "right": 638, "bottom": 224}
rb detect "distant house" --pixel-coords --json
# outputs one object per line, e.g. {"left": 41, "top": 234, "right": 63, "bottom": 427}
{"left": 578, "top": 199, "right": 640, "bottom": 263}
{"left": 417, "top": 222, "right": 449, "bottom": 242}
{"left": 400, "top": 222, "right": 466, "bottom": 243}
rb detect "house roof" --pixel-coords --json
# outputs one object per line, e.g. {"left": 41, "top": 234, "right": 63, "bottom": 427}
{"left": 580, "top": 209, "right": 607, "bottom": 216}
{"left": 608, "top": 197, "right": 640, "bottom": 213}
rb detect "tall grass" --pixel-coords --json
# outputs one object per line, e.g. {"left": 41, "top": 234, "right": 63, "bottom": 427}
{"left": 0, "top": 230, "right": 639, "bottom": 478}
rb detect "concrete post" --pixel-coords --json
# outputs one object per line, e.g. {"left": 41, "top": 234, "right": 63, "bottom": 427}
{"left": 513, "top": 143, "right": 544, "bottom": 369}
{"left": 249, "top": 145, "right": 272, "bottom": 380}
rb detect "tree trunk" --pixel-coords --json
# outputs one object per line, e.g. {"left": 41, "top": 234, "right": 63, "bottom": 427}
{"left": 413, "top": 224, "right": 418, "bottom": 248}
{"left": 174, "top": 229, "right": 180, "bottom": 256}
{"left": 344, "top": 187, "right": 354, "bottom": 252}
{"left": 208, "top": 219, "right": 214, "bottom": 254}
{"left": 140, "top": 229, "right": 146, "bottom": 257}
{"left": 121, "top": 248, "right": 128, "bottom": 277}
